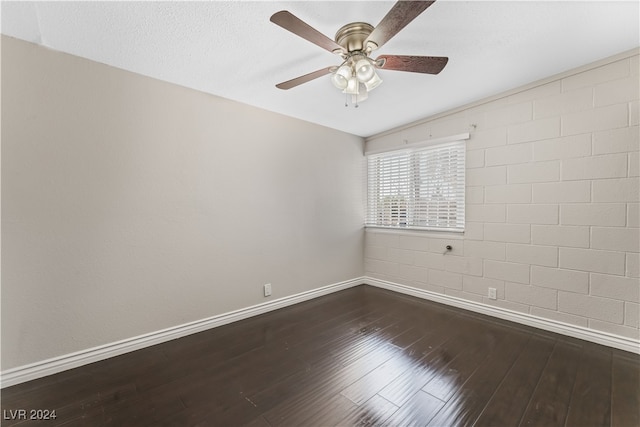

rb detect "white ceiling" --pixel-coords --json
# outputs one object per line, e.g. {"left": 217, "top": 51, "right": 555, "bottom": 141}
{"left": 2, "top": 1, "right": 639, "bottom": 137}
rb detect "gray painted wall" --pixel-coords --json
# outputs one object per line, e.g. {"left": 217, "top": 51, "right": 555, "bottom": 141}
{"left": 1, "top": 36, "right": 365, "bottom": 369}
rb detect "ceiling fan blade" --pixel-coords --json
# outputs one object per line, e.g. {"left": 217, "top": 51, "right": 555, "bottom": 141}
{"left": 271, "top": 11, "right": 345, "bottom": 54}
{"left": 276, "top": 67, "right": 334, "bottom": 90}
{"left": 365, "top": 1, "right": 435, "bottom": 51}
{"left": 376, "top": 55, "right": 448, "bottom": 74}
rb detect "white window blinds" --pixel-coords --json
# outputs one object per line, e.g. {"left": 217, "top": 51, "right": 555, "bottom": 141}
{"left": 366, "top": 140, "right": 465, "bottom": 232}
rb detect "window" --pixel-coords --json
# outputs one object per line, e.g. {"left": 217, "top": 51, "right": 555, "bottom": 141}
{"left": 366, "top": 139, "right": 465, "bottom": 232}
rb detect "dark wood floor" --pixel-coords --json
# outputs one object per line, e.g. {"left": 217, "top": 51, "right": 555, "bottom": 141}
{"left": 2, "top": 285, "right": 639, "bottom": 427}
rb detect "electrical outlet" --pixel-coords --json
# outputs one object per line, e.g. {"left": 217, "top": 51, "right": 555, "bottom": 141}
{"left": 263, "top": 283, "right": 272, "bottom": 297}
{"left": 488, "top": 287, "right": 497, "bottom": 300}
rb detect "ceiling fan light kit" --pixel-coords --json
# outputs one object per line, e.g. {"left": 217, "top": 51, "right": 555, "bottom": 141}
{"left": 331, "top": 53, "right": 382, "bottom": 107}
{"left": 270, "top": 1, "right": 448, "bottom": 107}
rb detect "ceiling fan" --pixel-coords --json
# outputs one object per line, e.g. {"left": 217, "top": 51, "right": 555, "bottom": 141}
{"left": 270, "top": 1, "right": 448, "bottom": 106}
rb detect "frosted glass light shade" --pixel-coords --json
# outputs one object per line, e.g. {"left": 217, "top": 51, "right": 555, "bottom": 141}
{"left": 343, "top": 76, "right": 359, "bottom": 95}
{"left": 355, "top": 58, "right": 375, "bottom": 82}
{"left": 331, "top": 65, "right": 352, "bottom": 89}
{"left": 364, "top": 72, "right": 383, "bottom": 91}
{"left": 331, "top": 73, "right": 348, "bottom": 89}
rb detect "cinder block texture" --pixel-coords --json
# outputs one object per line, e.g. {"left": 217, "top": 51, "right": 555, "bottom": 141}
{"left": 366, "top": 53, "right": 640, "bottom": 342}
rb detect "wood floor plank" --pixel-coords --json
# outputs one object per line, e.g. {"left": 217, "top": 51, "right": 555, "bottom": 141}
{"left": 241, "top": 314, "right": 403, "bottom": 414}
{"left": 420, "top": 323, "right": 509, "bottom": 402}
{"left": 327, "top": 317, "right": 406, "bottom": 367}
{"left": 278, "top": 394, "right": 357, "bottom": 427}
{"left": 340, "top": 329, "right": 450, "bottom": 406}
{"left": 341, "top": 354, "right": 412, "bottom": 405}
{"left": 425, "top": 330, "right": 528, "bottom": 426}
{"left": 611, "top": 351, "right": 640, "bottom": 427}
{"left": 380, "top": 390, "right": 445, "bottom": 427}
{"left": 286, "top": 310, "right": 389, "bottom": 364}
{"left": 241, "top": 415, "right": 271, "bottom": 427}
{"left": 341, "top": 314, "right": 467, "bottom": 406}
{"left": 376, "top": 317, "right": 473, "bottom": 407}
{"left": 389, "top": 325, "right": 431, "bottom": 349}
{"left": 260, "top": 341, "right": 400, "bottom": 425}
{"left": 519, "top": 342, "right": 581, "bottom": 426}
{"left": 334, "top": 394, "right": 398, "bottom": 426}
{"left": 155, "top": 398, "right": 260, "bottom": 427}
{"left": 564, "top": 344, "right": 612, "bottom": 427}
{"left": 133, "top": 328, "right": 273, "bottom": 391}
{"left": 473, "top": 334, "right": 555, "bottom": 426}
{"left": 100, "top": 385, "right": 187, "bottom": 427}
{"left": 41, "top": 380, "right": 137, "bottom": 426}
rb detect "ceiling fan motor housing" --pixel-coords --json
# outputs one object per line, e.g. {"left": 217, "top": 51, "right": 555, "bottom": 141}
{"left": 334, "top": 22, "right": 375, "bottom": 53}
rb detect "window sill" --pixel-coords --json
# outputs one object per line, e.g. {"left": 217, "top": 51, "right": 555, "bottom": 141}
{"left": 364, "top": 225, "right": 465, "bottom": 239}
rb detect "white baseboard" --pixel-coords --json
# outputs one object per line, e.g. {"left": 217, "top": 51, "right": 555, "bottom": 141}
{"left": 3, "top": 275, "right": 638, "bottom": 388}
{"left": 0, "top": 277, "right": 364, "bottom": 388}
{"left": 364, "top": 276, "right": 640, "bottom": 355}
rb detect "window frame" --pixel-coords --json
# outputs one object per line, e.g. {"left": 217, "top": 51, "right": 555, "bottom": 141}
{"left": 365, "top": 133, "right": 468, "bottom": 233}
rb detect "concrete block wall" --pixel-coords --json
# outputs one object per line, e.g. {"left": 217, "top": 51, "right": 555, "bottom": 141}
{"left": 365, "top": 50, "right": 639, "bottom": 341}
